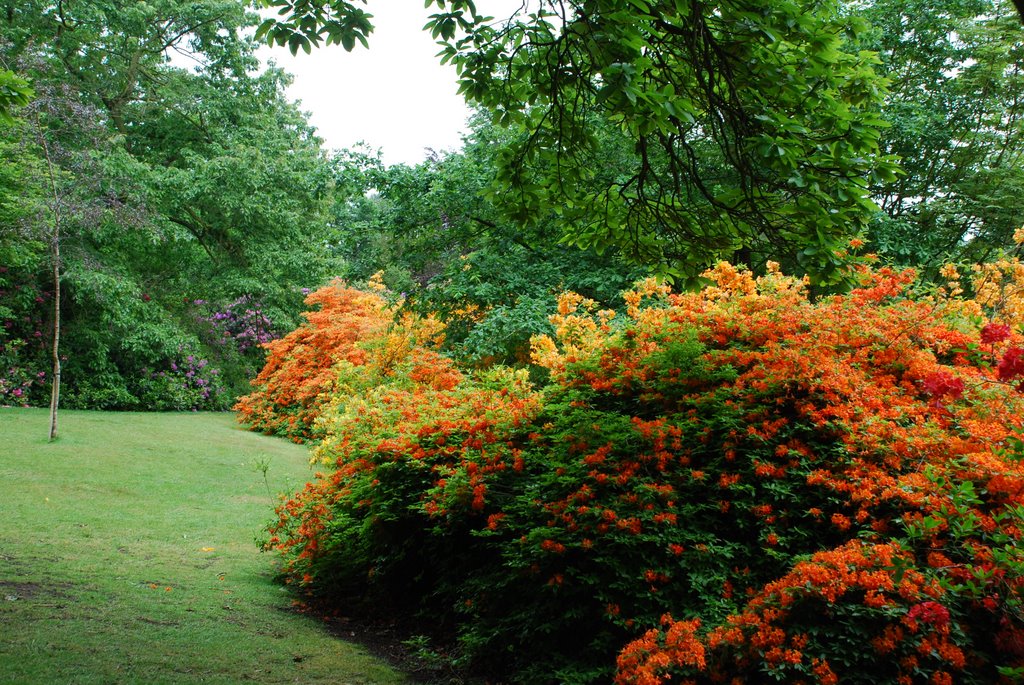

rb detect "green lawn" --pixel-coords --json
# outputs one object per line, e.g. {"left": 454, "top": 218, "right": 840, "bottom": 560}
{"left": 0, "top": 408, "right": 406, "bottom": 685}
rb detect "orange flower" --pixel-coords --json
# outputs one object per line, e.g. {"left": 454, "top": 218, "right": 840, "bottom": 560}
{"left": 811, "top": 658, "right": 837, "bottom": 685}
{"left": 830, "top": 513, "right": 851, "bottom": 531}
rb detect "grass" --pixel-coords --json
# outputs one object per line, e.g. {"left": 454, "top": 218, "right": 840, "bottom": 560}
{"left": 0, "top": 408, "right": 407, "bottom": 685}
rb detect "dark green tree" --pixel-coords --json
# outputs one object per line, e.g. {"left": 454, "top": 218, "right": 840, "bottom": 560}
{"left": 1, "top": 0, "right": 255, "bottom": 132}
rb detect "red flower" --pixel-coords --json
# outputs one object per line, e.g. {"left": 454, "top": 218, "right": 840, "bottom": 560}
{"left": 998, "top": 347, "right": 1024, "bottom": 383}
{"left": 921, "top": 371, "right": 964, "bottom": 400}
{"left": 981, "top": 322, "right": 1012, "bottom": 345}
{"left": 906, "top": 601, "right": 950, "bottom": 627}
{"left": 540, "top": 539, "right": 566, "bottom": 554}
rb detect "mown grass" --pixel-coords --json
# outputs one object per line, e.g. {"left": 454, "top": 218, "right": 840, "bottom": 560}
{"left": 0, "top": 408, "right": 406, "bottom": 685}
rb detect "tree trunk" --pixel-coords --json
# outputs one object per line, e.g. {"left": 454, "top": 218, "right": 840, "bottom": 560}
{"left": 37, "top": 112, "right": 62, "bottom": 442}
{"left": 49, "top": 232, "right": 60, "bottom": 442}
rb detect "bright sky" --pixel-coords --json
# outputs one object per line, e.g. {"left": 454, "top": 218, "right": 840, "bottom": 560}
{"left": 257, "top": 5, "right": 479, "bottom": 167}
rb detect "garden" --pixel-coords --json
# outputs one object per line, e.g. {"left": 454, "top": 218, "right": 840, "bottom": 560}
{"left": 238, "top": 253, "right": 1024, "bottom": 684}
{"left": 4, "top": 0, "right": 1024, "bottom": 683}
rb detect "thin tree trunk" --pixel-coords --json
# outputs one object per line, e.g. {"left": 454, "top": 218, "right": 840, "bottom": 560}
{"left": 49, "top": 233, "right": 60, "bottom": 442}
{"left": 37, "top": 113, "right": 61, "bottom": 442}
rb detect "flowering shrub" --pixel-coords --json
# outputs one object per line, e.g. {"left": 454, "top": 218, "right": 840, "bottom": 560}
{"left": 966, "top": 227, "right": 1024, "bottom": 328}
{"left": 0, "top": 342, "right": 45, "bottom": 406}
{"left": 197, "top": 295, "right": 277, "bottom": 354}
{"left": 596, "top": 265, "right": 1024, "bottom": 684}
{"left": 134, "top": 349, "right": 230, "bottom": 411}
{"left": 235, "top": 277, "right": 445, "bottom": 442}
{"left": 261, "top": 262, "right": 1024, "bottom": 684}
{"left": 0, "top": 267, "right": 50, "bottom": 406}
{"left": 265, "top": 352, "right": 541, "bottom": 615}
{"left": 189, "top": 294, "right": 282, "bottom": 397}
{"left": 234, "top": 280, "right": 393, "bottom": 441}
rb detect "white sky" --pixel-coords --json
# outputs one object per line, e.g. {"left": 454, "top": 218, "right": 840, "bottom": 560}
{"left": 256, "top": 5, "right": 482, "bottom": 167}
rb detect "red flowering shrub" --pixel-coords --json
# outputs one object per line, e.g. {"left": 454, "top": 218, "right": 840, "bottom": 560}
{"left": 262, "top": 263, "right": 1024, "bottom": 683}
{"left": 594, "top": 265, "right": 1024, "bottom": 684}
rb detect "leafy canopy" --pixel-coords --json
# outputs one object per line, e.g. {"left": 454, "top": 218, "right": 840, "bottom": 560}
{"left": 258, "top": 0, "right": 898, "bottom": 284}
{"left": 1, "top": 0, "right": 339, "bottom": 408}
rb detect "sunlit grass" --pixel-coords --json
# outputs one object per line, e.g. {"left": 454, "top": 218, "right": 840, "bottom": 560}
{"left": 0, "top": 408, "right": 406, "bottom": 684}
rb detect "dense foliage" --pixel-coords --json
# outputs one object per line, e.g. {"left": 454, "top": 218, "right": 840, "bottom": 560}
{"left": 6, "top": 0, "right": 1024, "bottom": 412}
{"left": 861, "top": 0, "right": 1024, "bottom": 270}
{"left": 263, "top": 0, "right": 1024, "bottom": 283}
{"left": 329, "top": 117, "right": 642, "bottom": 366}
{"left": 254, "top": 252, "right": 1024, "bottom": 683}
{"left": 0, "top": 0, "right": 339, "bottom": 409}
{"left": 260, "top": 0, "right": 899, "bottom": 285}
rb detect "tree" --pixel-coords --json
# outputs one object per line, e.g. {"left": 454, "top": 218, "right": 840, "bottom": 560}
{"left": 1, "top": 0, "right": 255, "bottom": 133}
{"left": 34, "top": 115, "right": 63, "bottom": 441}
{"left": 259, "top": 0, "right": 898, "bottom": 284}
{"left": 121, "top": 64, "right": 338, "bottom": 310}
{"left": 858, "top": 0, "right": 1024, "bottom": 270}
{"left": 0, "top": 62, "right": 124, "bottom": 435}
{"left": 1, "top": 0, "right": 339, "bottom": 410}
{"left": 329, "top": 115, "right": 640, "bottom": 365}
{"left": 23, "top": 92, "right": 121, "bottom": 437}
